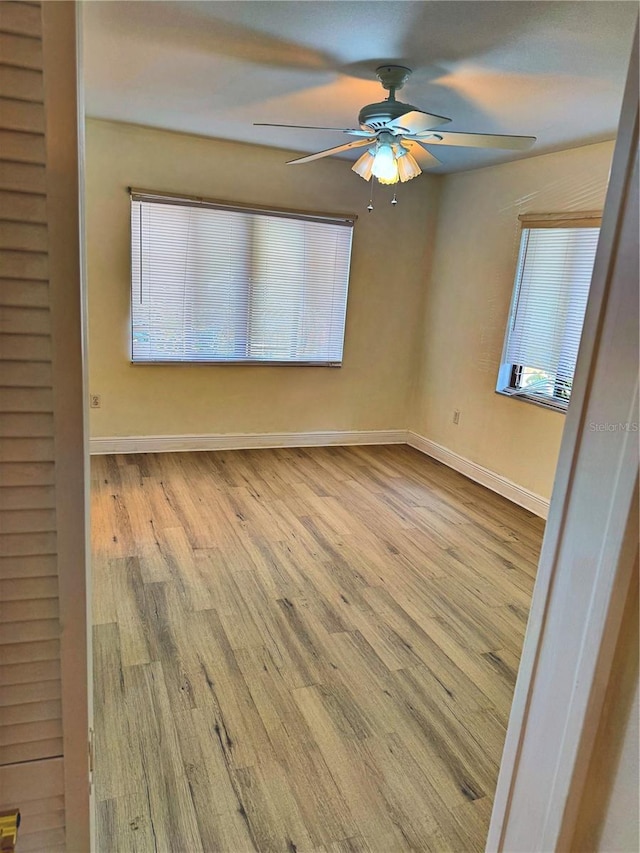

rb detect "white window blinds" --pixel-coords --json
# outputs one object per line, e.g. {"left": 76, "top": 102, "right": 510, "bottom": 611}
{"left": 501, "top": 222, "right": 600, "bottom": 405}
{"left": 130, "top": 193, "right": 354, "bottom": 364}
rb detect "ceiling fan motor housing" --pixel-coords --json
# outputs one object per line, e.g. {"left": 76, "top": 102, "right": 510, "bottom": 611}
{"left": 359, "top": 65, "right": 416, "bottom": 130}
{"left": 358, "top": 99, "right": 419, "bottom": 131}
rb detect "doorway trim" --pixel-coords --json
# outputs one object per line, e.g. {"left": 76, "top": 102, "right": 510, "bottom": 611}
{"left": 486, "top": 24, "right": 639, "bottom": 852}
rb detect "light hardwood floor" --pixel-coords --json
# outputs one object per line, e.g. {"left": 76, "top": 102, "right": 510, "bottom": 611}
{"left": 91, "top": 445, "right": 544, "bottom": 853}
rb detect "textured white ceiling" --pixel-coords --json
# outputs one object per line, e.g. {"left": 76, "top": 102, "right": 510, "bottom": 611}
{"left": 81, "top": 0, "right": 637, "bottom": 173}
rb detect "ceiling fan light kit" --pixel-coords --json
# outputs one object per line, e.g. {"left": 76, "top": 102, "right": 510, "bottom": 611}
{"left": 257, "top": 64, "right": 536, "bottom": 209}
{"left": 350, "top": 131, "right": 423, "bottom": 186}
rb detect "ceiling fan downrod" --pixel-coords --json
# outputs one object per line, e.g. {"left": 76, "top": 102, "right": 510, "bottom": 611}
{"left": 376, "top": 64, "right": 412, "bottom": 100}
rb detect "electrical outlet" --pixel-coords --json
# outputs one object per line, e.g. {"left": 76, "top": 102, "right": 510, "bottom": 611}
{"left": 453, "top": 409, "right": 460, "bottom": 425}
{"left": 90, "top": 394, "right": 101, "bottom": 409}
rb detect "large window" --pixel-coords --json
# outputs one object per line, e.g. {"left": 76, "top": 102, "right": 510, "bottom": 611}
{"left": 130, "top": 190, "right": 354, "bottom": 364}
{"left": 497, "top": 212, "right": 601, "bottom": 411}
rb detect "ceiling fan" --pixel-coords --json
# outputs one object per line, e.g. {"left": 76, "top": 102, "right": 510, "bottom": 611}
{"left": 256, "top": 65, "right": 536, "bottom": 186}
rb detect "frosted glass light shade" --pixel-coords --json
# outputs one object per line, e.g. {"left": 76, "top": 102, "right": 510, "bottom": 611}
{"left": 371, "top": 144, "right": 398, "bottom": 182}
{"left": 352, "top": 151, "right": 375, "bottom": 181}
{"left": 397, "top": 151, "right": 422, "bottom": 182}
{"left": 376, "top": 164, "right": 399, "bottom": 185}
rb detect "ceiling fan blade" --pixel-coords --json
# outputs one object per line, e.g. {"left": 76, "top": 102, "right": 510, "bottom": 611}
{"left": 286, "top": 138, "right": 376, "bottom": 165}
{"left": 415, "top": 130, "right": 536, "bottom": 150}
{"left": 402, "top": 140, "right": 441, "bottom": 169}
{"left": 386, "top": 110, "right": 451, "bottom": 134}
{"left": 255, "top": 122, "right": 369, "bottom": 134}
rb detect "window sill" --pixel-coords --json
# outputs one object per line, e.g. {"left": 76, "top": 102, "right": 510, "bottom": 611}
{"left": 496, "top": 388, "right": 568, "bottom": 413}
{"left": 130, "top": 359, "right": 343, "bottom": 367}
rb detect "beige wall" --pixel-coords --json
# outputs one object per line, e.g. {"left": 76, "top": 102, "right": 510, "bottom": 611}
{"left": 86, "top": 121, "right": 616, "bottom": 502}
{"left": 85, "top": 119, "right": 439, "bottom": 438}
{"left": 409, "top": 141, "right": 615, "bottom": 499}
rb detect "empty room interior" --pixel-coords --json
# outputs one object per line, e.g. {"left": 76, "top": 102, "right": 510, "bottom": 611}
{"left": 1, "top": 1, "right": 638, "bottom": 852}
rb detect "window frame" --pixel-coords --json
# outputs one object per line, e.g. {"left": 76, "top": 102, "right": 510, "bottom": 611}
{"left": 128, "top": 188, "right": 357, "bottom": 367}
{"left": 496, "top": 211, "right": 602, "bottom": 413}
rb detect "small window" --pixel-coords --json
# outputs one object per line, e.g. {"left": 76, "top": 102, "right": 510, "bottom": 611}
{"left": 497, "top": 212, "right": 601, "bottom": 411}
{"left": 130, "top": 191, "right": 354, "bottom": 365}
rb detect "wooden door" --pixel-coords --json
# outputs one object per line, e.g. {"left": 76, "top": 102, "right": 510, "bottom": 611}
{"left": 0, "top": 2, "right": 89, "bottom": 850}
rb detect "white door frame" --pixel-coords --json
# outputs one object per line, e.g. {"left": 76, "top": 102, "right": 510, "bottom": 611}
{"left": 487, "top": 24, "right": 639, "bottom": 852}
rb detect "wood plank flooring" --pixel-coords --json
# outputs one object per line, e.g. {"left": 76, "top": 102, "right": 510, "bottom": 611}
{"left": 91, "top": 445, "right": 544, "bottom": 853}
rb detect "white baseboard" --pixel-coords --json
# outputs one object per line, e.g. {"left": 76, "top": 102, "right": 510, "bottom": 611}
{"left": 90, "top": 427, "right": 549, "bottom": 519}
{"left": 89, "top": 429, "right": 408, "bottom": 456}
{"left": 407, "top": 431, "right": 550, "bottom": 519}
